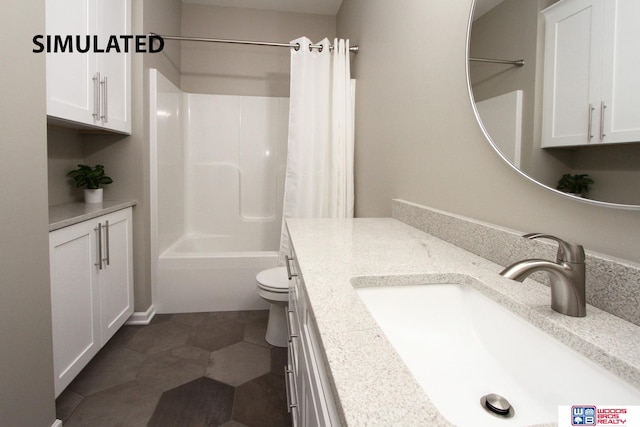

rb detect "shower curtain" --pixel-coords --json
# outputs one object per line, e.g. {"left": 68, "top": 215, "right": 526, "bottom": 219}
{"left": 279, "top": 37, "right": 356, "bottom": 261}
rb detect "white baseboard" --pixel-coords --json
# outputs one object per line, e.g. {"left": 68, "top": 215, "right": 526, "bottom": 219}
{"left": 52, "top": 419, "right": 63, "bottom": 427}
{"left": 125, "top": 305, "right": 156, "bottom": 325}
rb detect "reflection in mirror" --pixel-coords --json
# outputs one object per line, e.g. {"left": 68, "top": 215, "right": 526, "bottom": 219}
{"left": 468, "top": 0, "right": 640, "bottom": 207}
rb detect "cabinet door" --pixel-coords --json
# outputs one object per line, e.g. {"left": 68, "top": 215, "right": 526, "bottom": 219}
{"left": 96, "top": 0, "right": 131, "bottom": 133}
{"left": 299, "top": 351, "right": 321, "bottom": 427}
{"left": 599, "top": 0, "right": 640, "bottom": 144}
{"left": 46, "top": 0, "right": 99, "bottom": 127}
{"left": 542, "top": 0, "right": 604, "bottom": 147}
{"left": 98, "top": 208, "right": 134, "bottom": 345}
{"left": 301, "top": 327, "right": 332, "bottom": 427}
{"left": 46, "top": 0, "right": 131, "bottom": 133}
{"left": 49, "top": 221, "right": 101, "bottom": 397}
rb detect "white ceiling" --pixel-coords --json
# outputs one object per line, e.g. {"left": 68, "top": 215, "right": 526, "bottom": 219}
{"left": 180, "top": 0, "right": 344, "bottom": 15}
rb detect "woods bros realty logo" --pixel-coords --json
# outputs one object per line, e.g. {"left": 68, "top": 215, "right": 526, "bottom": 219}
{"left": 33, "top": 34, "right": 164, "bottom": 53}
{"left": 562, "top": 405, "right": 640, "bottom": 426}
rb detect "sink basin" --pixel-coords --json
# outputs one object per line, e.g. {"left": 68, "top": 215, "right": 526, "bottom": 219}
{"left": 356, "top": 284, "right": 640, "bottom": 426}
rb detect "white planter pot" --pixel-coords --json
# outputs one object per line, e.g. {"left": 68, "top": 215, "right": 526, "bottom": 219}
{"left": 84, "top": 188, "right": 103, "bottom": 204}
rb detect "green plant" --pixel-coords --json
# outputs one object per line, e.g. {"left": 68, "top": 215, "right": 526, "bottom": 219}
{"left": 556, "top": 173, "right": 593, "bottom": 195}
{"left": 66, "top": 164, "right": 113, "bottom": 189}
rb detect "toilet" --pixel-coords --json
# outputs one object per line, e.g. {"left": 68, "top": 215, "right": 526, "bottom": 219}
{"left": 256, "top": 266, "right": 290, "bottom": 347}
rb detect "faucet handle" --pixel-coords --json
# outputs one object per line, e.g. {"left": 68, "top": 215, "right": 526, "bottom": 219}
{"left": 523, "top": 233, "right": 585, "bottom": 263}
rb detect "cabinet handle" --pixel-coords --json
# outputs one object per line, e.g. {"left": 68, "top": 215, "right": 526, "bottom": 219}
{"left": 599, "top": 101, "right": 606, "bottom": 141}
{"left": 285, "top": 255, "right": 298, "bottom": 280}
{"left": 95, "top": 223, "right": 103, "bottom": 270}
{"left": 104, "top": 220, "right": 110, "bottom": 266}
{"left": 288, "top": 335, "right": 297, "bottom": 364}
{"left": 284, "top": 366, "right": 292, "bottom": 410}
{"left": 101, "top": 76, "right": 108, "bottom": 122}
{"left": 92, "top": 72, "right": 101, "bottom": 120}
{"left": 587, "top": 103, "right": 594, "bottom": 141}
{"left": 286, "top": 308, "right": 298, "bottom": 341}
{"left": 284, "top": 366, "right": 298, "bottom": 413}
{"left": 291, "top": 403, "right": 299, "bottom": 427}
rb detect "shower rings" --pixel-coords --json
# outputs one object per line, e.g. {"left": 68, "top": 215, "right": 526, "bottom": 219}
{"left": 292, "top": 43, "right": 324, "bottom": 52}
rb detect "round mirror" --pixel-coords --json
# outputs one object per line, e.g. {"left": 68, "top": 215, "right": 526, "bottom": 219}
{"left": 467, "top": 0, "right": 640, "bottom": 209}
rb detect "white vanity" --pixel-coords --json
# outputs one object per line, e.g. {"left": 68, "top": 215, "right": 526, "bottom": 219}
{"left": 284, "top": 200, "right": 640, "bottom": 426}
{"left": 48, "top": 201, "right": 135, "bottom": 397}
{"left": 285, "top": 251, "right": 341, "bottom": 426}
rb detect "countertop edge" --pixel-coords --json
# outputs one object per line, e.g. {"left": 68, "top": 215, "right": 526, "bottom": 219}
{"left": 49, "top": 200, "right": 137, "bottom": 231}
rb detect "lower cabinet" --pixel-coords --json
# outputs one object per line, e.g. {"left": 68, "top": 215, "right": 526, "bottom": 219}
{"left": 48, "top": 207, "right": 134, "bottom": 397}
{"left": 285, "top": 253, "right": 340, "bottom": 426}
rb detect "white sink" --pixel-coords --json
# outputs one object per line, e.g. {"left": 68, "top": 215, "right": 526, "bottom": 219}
{"left": 356, "top": 284, "right": 640, "bottom": 426}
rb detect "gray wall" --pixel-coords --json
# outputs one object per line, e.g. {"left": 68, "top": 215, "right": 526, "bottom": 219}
{"left": 1, "top": 1, "right": 56, "bottom": 425}
{"left": 144, "top": 0, "right": 182, "bottom": 87}
{"left": 337, "top": 0, "right": 640, "bottom": 264}
{"left": 180, "top": 4, "right": 336, "bottom": 96}
{"left": 47, "top": 127, "right": 84, "bottom": 206}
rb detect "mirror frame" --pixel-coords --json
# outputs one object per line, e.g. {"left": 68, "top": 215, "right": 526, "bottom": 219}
{"left": 465, "top": 0, "right": 640, "bottom": 210}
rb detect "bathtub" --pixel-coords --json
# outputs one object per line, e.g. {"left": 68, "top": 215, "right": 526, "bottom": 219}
{"left": 156, "top": 234, "right": 277, "bottom": 313}
{"left": 150, "top": 69, "right": 287, "bottom": 315}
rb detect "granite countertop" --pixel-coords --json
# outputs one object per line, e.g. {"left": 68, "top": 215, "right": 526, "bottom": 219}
{"left": 286, "top": 218, "right": 640, "bottom": 426}
{"left": 49, "top": 199, "right": 137, "bottom": 231}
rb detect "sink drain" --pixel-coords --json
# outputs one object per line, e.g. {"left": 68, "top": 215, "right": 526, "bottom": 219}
{"left": 480, "top": 393, "right": 515, "bottom": 418}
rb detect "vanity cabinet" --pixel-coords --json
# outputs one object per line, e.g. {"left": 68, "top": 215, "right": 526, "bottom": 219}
{"left": 49, "top": 207, "right": 133, "bottom": 396}
{"left": 541, "top": 0, "right": 640, "bottom": 147}
{"left": 45, "top": 0, "right": 131, "bottom": 134}
{"left": 285, "top": 252, "right": 340, "bottom": 427}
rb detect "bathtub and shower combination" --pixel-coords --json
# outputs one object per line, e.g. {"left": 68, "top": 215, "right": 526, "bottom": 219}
{"left": 150, "top": 69, "right": 289, "bottom": 313}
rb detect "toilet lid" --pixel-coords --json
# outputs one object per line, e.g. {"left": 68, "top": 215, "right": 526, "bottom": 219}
{"left": 256, "top": 266, "right": 290, "bottom": 292}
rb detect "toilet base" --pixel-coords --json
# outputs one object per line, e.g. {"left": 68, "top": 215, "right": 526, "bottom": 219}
{"left": 265, "top": 303, "right": 288, "bottom": 348}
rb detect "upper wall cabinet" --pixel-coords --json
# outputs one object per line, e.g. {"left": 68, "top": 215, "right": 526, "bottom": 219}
{"left": 542, "top": 0, "right": 640, "bottom": 147}
{"left": 46, "top": 0, "right": 131, "bottom": 134}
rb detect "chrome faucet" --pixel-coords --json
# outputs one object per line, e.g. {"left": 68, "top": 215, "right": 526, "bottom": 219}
{"left": 500, "top": 233, "right": 586, "bottom": 317}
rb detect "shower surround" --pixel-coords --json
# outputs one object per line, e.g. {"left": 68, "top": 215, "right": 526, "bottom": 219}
{"left": 150, "top": 69, "right": 288, "bottom": 313}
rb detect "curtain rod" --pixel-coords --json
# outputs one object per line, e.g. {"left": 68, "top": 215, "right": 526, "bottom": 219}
{"left": 150, "top": 33, "right": 359, "bottom": 53}
{"left": 469, "top": 57, "right": 525, "bottom": 66}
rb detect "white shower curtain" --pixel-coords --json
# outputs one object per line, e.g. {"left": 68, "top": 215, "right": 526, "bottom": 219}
{"left": 279, "top": 37, "right": 356, "bottom": 261}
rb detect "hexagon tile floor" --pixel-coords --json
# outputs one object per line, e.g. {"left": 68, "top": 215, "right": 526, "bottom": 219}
{"left": 55, "top": 310, "right": 292, "bottom": 427}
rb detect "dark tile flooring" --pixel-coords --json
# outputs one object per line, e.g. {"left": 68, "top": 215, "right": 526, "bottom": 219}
{"left": 55, "top": 310, "right": 292, "bottom": 427}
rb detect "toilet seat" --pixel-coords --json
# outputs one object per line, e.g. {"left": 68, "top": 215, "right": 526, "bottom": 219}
{"left": 256, "top": 266, "right": 290, "bottom": 293}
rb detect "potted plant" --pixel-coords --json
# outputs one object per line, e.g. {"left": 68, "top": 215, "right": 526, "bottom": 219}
{"left": 66, "top": 164, "right": 113, "bottom": 203}
{"left": 556, "top": 173, "right": 594, "bottom": 198}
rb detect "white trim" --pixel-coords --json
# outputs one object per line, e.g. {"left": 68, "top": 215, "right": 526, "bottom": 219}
{"left": 125, "top": 305, "right": 156, "bottom": 325}
{"left": 52, "top": 419, "right": 63, "bottom": 427}
{"left": 149, "top": 69, "right": 159, "bottom": 314}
